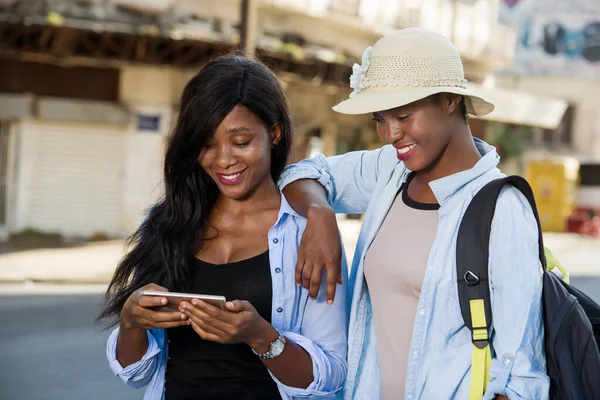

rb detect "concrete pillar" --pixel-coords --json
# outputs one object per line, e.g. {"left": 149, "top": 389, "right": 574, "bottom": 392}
{"left": 240, "top": 0, "right": 258, "bottom": 56}
{"left": 322, "top": 122, "right": 339, "bottom": 157}
{"left": 592, "top": 109, "right": 600, "bottom": 161}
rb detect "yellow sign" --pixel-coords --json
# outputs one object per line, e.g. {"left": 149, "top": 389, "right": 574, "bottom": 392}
{"left": 526, "top": 159, "right": 579, "bottom": 232}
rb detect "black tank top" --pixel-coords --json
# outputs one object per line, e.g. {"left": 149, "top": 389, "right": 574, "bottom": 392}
{"left": 164, "top": 251, "right": 281, "bottom": 400}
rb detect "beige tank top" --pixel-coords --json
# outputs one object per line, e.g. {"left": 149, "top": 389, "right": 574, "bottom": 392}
{"left": 364, "top": 174, "right": 439, "bottom": 400}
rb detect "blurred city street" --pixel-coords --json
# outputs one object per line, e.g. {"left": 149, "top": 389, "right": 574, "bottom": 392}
{"left": 1, "top": 217, "right": 599, "bottom": 286}
{"left": 0, "top": 0, "right": 599, "bottom": 399}
{"left": 3, "top": 279, "right": 600, "bottom": 400}
{"left": 0, "top": 294, "right": 140, "bottom": 400}
{"left": 0, "top": 218, "right": 599, "bottom": 400}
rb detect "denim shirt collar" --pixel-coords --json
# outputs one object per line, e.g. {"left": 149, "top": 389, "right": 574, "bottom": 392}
{"left": 428, "top": 138, "right": 500, "bottom": 206}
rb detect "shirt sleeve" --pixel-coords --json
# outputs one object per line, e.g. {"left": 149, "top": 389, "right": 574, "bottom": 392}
{"left": 277, "top": 146, "right": 396, "bottom": 214}
{"left": 106, "top": 326, "right": 164, "bottom": 389}
{"left": 482, "top": 186, "right": 550, "bottom": 400}
{"left": 271, "top": 256, "right": 349, "bottom": 398}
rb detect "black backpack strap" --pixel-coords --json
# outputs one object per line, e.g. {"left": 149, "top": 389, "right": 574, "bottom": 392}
{"left": 456, "top": 175, "right": 547, "bottom": 344}
{"left": 457, "top": 175, "right": 547, "bottom": 398}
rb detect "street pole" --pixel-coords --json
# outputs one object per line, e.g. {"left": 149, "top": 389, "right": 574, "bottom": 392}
{"left": 239, "top": 0, "right": 258, "bottom": 55}
{"left": 450, "top": 0, "right": 458, "bottom": 43}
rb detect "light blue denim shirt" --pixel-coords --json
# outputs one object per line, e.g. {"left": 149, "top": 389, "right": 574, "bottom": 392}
{"left": 106, "top": 195, "right": 348, "bottom": 400}
{"left": 278, "top": 139, "right": 549, "bottom": 400}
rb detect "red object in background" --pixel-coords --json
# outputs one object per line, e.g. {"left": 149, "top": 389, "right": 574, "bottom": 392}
{"left": 590, "top": 217, "right": 600, "bottom": 237}
{"left": 567, "top": 208, "right": 600, "bottom": 237}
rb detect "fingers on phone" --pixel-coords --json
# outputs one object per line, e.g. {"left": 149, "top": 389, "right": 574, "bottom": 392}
{"left": 139, "top": 310, "right": 188, "bottom": 328}
{"left": 153, "top": 319, "right": 190, "bottom": 329}
{"left": 138, "top": 294, "right": 167, "bottom": 308}
{"left": 152, "top": 310, "right": 187, "bottom": 322}
{"left": 144, "top": 283, "right": 168, "bottom": 292}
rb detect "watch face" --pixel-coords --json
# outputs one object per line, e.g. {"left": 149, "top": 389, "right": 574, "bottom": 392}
{"left": 271, "top": 340, "right": 285, "bottom": 356}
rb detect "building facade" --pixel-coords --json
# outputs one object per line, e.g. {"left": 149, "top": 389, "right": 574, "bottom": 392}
{"left": 0, "top": 0, "right": 514, "bottom": 241}
{"left": 494, "top": 0, "right": 600, "bottom": 161}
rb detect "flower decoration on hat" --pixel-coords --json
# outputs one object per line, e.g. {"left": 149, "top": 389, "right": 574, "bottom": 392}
{"left": 349, "top": 46, "right": 372, "bottom": 98}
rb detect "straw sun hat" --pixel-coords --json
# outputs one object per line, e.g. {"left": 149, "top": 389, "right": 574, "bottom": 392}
{"left": 333, "top": 28, "right": 495, "bottom": 116}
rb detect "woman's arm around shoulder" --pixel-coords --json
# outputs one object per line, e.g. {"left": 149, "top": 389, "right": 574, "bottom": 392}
{"left": 278, "top": 145, "right": 397, "bottom": 214}
{"left": 271, "top": 216, "right": 349, "bottom": 398}
{"left": 278, "top": 146, "right": 397, "bottom": 303}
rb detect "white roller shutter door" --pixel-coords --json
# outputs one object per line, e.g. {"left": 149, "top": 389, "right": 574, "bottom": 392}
{"left": 29, "top": 122, "right": 125, "bottom": 237}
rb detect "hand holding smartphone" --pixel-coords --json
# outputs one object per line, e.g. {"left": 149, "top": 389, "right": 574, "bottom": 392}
{"left": 142, "top": 290, "right": 227, "bottom": 311}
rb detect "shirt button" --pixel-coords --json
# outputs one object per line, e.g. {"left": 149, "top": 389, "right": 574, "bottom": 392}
{"left": 407, "top": 395, "right": 413, "bottom": 399}
{"left": 272, "top": 238, "right": 279, "bottom": 244}
{"left": 275, "top": 267, "right": 282, "bottom": 273}
{"left": 503, "top": 357, "right": 512, "bottom": 366}
{"left": 413, "top": 351, "right": 419, "bottom": 358}
{"left": 277, "top": 307, "right": 283, "bottom": 313}
{"left": 419, "top": 308, "right": 425, "bottom": 315}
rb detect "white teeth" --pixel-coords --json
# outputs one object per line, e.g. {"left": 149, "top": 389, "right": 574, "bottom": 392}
{"left": 397, "top": 144, "right": 416, "bottom": 155}
{"left": 222, "top": 173, "right": 241, "bottom": 180}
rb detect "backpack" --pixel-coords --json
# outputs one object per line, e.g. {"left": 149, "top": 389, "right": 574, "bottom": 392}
{"left": 456, "top": 175, "right": 600, "bottom": 400}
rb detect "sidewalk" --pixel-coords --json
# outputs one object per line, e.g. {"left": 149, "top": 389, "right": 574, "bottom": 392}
{"left": 0, "top": 240, "right": 128, "bottom": 283}
{"left": 0, "top": 218, "right": 598, "bottom": 285}
{"left": 338, "top": 219, "right": 600, "bottom": 277}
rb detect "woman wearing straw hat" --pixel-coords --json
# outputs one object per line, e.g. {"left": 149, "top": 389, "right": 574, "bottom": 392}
{"left": 278, "top": 28, "right": 549, "bottom": 399}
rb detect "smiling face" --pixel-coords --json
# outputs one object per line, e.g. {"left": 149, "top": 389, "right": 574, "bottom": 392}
{"left": 372, "top": 94, "right": 464, "bottom": 172}
{"left": 198, "top": 105, "right": 281, "bottom": 200}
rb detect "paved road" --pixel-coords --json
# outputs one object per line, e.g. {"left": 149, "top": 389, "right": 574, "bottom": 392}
{"left": 1, "top": 278, "right": 599, "bottom": 400}
{"left": 569, "top": 277, "right": 600, "bottom": 304}
{"left": 0, "top": 294, "right": 140, "bottom": 400}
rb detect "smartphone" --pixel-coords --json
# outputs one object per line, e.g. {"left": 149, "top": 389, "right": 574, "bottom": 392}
{"left": 141, "top": 290, "right": 227, "bottom": 311}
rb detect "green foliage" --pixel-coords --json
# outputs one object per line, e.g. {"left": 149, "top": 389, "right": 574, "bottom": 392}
{"left": 8, "top": 227, "right": 63, "bottom": 249}
{"left": 488, "top": 122, "right": 532, "bottom": 160}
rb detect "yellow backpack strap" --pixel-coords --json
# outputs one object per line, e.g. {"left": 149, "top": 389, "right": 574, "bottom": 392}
{"left": 469, "top": 299, "right": 492, "bottom": 400}
{"left": 545, "top": 247, "right": 569, "bottom": 284}
{"left": 457, "top": 176, "right": 552, "bottom": 399}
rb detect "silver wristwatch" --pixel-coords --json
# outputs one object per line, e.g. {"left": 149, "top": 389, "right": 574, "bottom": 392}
{"left": 251, "top": 332, "right": 286, "bottom": 359}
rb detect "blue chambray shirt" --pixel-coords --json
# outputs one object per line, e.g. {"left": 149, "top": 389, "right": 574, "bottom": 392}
{"left": 278, "top": 139, "right": 549, "bottom": 400}
{"left": 106, "top": 195, "right": 348, "bottom": 400}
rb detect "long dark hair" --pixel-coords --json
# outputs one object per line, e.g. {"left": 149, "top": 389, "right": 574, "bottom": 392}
{"left": 98, "top": 56, "right": 293, "bottom": 324}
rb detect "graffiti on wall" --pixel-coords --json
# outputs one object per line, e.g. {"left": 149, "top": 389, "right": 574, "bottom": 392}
{"left": 499, "top": 0, "right": 600, "bottom": 77}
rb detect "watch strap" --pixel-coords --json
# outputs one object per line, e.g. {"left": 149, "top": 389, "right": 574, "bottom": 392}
{"left": 251, "top": 332, "right": 286, "bottom": 359}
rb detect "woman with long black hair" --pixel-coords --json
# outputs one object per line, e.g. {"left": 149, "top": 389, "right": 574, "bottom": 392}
{"left": 98, "top": 56, "right": 347, "bottom": 400}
